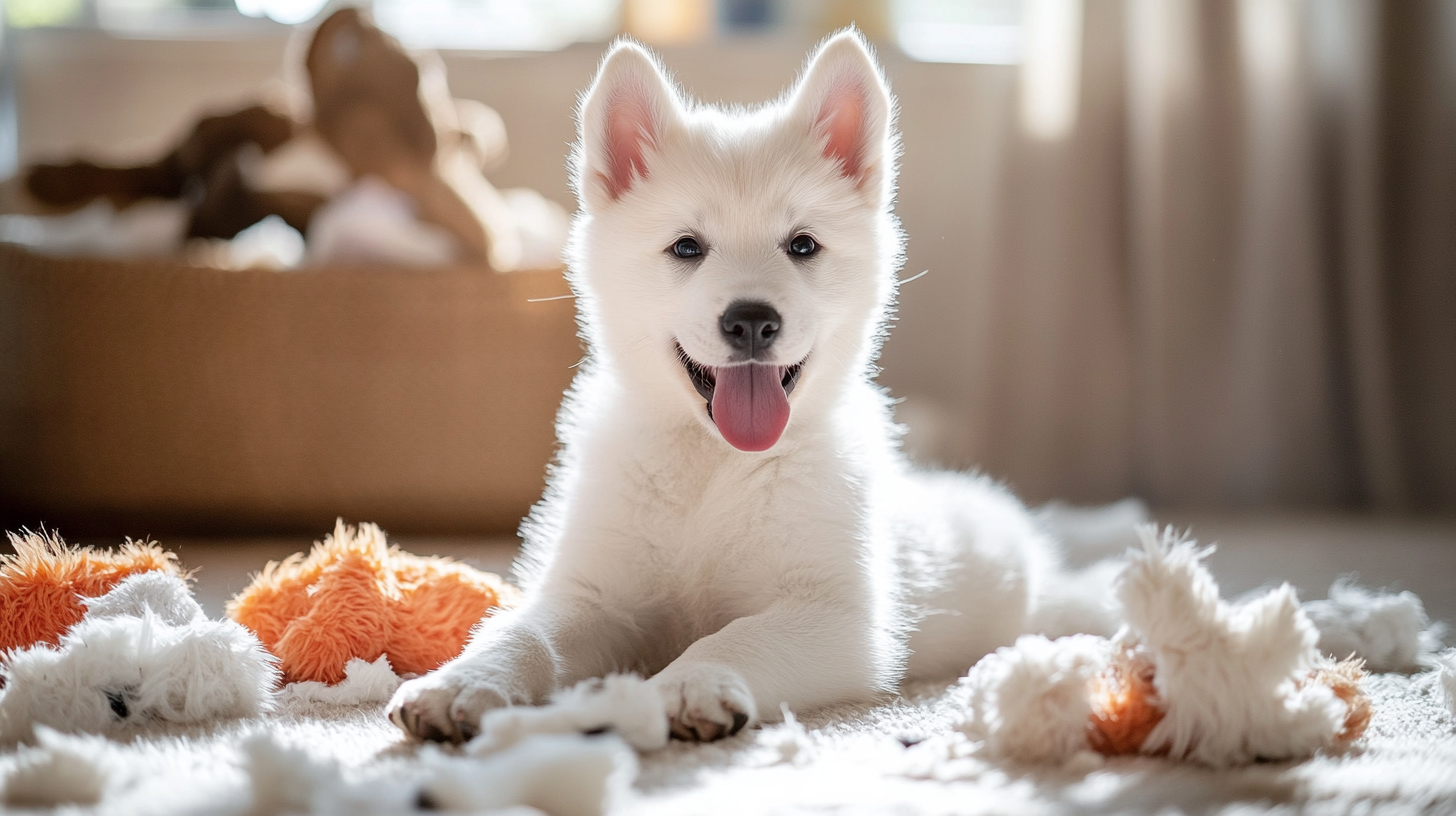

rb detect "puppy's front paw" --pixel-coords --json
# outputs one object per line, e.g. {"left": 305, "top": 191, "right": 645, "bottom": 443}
{"left": 388, "top": 670, "right": 511, "bottom": 744}
{"left": 652, "top": 663, "right": 757, "bottom": 742}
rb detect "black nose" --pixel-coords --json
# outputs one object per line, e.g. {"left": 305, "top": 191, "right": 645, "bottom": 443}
{"left": 720, "top": 300, "right": 781, "bottom": 360}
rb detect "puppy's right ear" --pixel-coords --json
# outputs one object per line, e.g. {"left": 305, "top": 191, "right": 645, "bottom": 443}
{"left": 575, "top": 41, "right": 683, "bottom": 209}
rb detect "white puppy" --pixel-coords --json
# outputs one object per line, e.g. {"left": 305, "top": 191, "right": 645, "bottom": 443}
{"left": 389, "top": 30, "right": 1113, "bottom": 744}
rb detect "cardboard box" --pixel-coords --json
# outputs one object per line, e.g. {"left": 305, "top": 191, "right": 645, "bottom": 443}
{"left": 0, "top": 244, "right": 580, "bottom": 536}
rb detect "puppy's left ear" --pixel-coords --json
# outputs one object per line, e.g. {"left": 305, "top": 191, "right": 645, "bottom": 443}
{"left": 788, "top": 30, "right": 894, "bottom": 194}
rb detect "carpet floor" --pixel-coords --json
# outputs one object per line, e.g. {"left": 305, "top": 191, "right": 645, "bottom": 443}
{"left": 2, "top": 513, "right": 1454, "bottom": 815}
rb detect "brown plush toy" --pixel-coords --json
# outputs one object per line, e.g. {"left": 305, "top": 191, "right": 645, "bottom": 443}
{"left": 304, "top": 7, "right": 524, "bottom": 269}
{"left": 25, "top": 104, "right": 325, "bottom": 239}
{"left": 0, "top": 530, "right": 184, "bottom": 654}
{"left": 14, "top": 7, "right": 542, "bottom": 269}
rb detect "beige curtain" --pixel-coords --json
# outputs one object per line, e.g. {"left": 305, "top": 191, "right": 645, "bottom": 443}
{"left": 889, "top": 0, "right": 1456, "bottom": 512}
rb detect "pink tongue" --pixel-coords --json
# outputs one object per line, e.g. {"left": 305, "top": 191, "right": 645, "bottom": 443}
{"left": 711, "top": 363, "right": 790, "bottom": 452}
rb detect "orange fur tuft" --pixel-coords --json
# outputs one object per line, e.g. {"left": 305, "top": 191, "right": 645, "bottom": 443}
{"left": 0, "top": 530, "right": 184, "bottom": 653}
{"left": 1087, "top": 645, "right": 1165, "bottom": 755}
{"left": 227, "top": 521, "right": 518, "bottom": 684}
{"left": 1307, "top": 656, "right": 1372, "bottom": 743}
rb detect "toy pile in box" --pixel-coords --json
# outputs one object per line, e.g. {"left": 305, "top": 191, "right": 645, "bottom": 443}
{"left": 0, "top": 8, "right": 567, "bottom": 272}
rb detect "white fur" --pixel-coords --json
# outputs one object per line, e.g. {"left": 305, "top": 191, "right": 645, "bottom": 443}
{"left": 0, "top": 573, "right": 279, "bottom": 744}
{"left": 388, "top": 31, "right": 1112, "bottom": 745}
{"left": 1304, "top": 579, "right": 1445, "bottom": 672}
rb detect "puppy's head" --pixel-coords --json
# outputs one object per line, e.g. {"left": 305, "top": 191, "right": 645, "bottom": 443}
{"left": 568, "top": 31, "right": 902, "bottom": 452}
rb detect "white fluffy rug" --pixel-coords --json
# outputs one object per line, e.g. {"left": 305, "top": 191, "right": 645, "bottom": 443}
{"left": 3, "top": 667, "right": 1455, "bottom": 815}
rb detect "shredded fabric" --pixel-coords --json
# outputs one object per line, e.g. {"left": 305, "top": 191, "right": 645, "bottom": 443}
{"left": 241, "top": 728, "right": 634, "bottom": 816}
{"left": 1, "top": 728, "right": 112, "bottom": 808}
{"left": 83, "top": 570, "right": 204, "bottom": 626}
{"left": 0, "top": 530, "right": 183, "bottom": 653}
{"left": 424, "top": 733, "right": 635, "bottom": 816}
{"left": 278, "top": 657, "right": 401, "bottom": 706}
{"left": 1303, "top": 578, "right": 1446, "bottom": 672}
{"left": 0, "top": 573, "right": 279, "bottom": 745}
{"left": 760, "top": 704, "right": 812, "bottom": 766}
{"left": 1435, "top": 649, "right": 1456, "bottom": 717}
{"left": 471, "top": 674, "right": 669, "bottom": 754}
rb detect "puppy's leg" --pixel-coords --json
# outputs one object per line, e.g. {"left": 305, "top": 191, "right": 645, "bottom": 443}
{"left": 649, "top": 600, "right": 884, "bottom": 742}
{"left": 388, "top": 595, "right": 633, "bottom": 743}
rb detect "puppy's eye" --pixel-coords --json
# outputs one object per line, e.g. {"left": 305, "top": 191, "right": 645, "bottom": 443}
{"left": 671, "top": 237, "right": 704, "bottom": 259}
{"left": 788, "top": 234, "right": 819, "bottom": 258}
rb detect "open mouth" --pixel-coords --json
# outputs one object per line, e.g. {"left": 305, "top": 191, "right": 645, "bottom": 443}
{"left": 676, "top": 343, "right": 804, "bottom": 452}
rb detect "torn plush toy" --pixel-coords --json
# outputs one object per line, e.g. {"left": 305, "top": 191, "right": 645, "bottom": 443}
{"left": 957, "top": 526, "right": 1373, "bottom": 766}
{"left": 0, "top": 571, "right": 279, "bottom": 744}
{"left": 227, "top": 520, "right": 518, "bottom": 685}
{"left": 0, "top": 530, "right": 183, "bottom": 654}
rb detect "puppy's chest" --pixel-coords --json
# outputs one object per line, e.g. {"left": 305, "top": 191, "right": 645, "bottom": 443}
{"left": 622, "top": 454, "right": 788, "bottom": 552}
{"left": 609, "top": 448, "right": 860, "bottom": 588}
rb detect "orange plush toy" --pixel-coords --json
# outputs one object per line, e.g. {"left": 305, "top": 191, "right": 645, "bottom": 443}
{"left": 0, "top": 530, "right": 184, "bottom": 654}
{"left": 227, "top": 521, "right": 518, "bottom": 685}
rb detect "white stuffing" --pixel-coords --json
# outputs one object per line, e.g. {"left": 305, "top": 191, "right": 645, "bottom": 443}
{"left": 242, "top": 733, "right": 414, "bottom": 816}
{"left": 238, "top": 134, "right": 352, "bottom": 199}
{"left": 0, "top": 199, "right": 189, "bottom": 258}
{"left": 0, "top": 573, "right": 279, "bottom": 745}
{"left": 243, "top": 729, "right": 633, "bottom": 816}
{"left": 471, "top": 674, "right": 668, "bottom": 754}
{"left": 955, "top": 634, "right": 1110, "bottom": 763}
{"left": 761, "top": 704, "right": 811, "bottom": 765}
{"left": 225, "top": 215, "right": 306, "bottom": 270}
{"left": 305, "top": 178, "right": 460, "bottom": 266}
{"left": 242, "top": 734, "right": 322, "bottom": 815}
{"left": 1118, "top": 526, "right": 1348, "bottom": 765}
{"left": 279, "top": 656, "right": 401, "bottom": 706}
{"left": 1, "top": 727, "right": 112, "bottom": 808}
{"left": 1304, "top": 578, "right": 1445, "bottom": 672}
{"left": 424, "top": 733, "right": 635, "bottom": 816}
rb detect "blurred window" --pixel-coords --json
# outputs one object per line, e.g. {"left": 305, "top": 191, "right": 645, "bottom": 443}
{"left": 2, "top": 0, "right": 622, "bottom": 46}
{"left": 892, "top": 0, "right": 1023, "bottom": 65}
{"left": 2, "top": 0, "right": 1066, "bottom": 72}
{"left": 371, "top": 0, "right": 620, "bottom": 51}
{"left": 6, "top": 0, "right": 86, "bottom": 28}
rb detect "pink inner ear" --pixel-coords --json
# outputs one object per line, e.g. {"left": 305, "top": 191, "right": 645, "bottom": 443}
{"left": 602, "top": 88, "right": 656, "bottom": 200}
{"left": 816, "top": 82, "right": 866, "bottom": 182}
